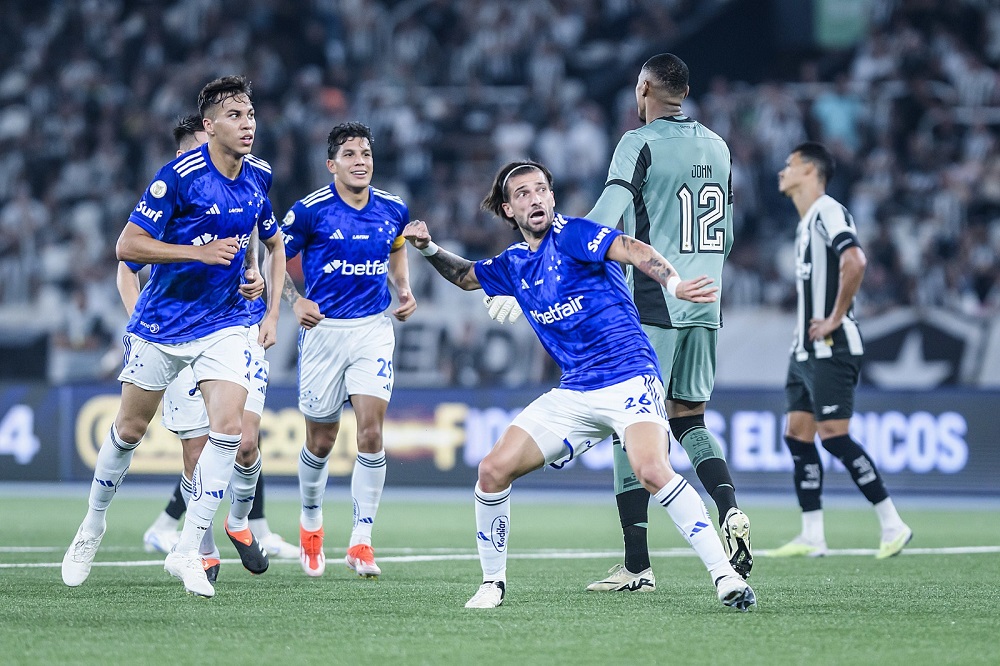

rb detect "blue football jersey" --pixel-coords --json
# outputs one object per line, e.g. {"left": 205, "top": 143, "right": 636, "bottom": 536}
{"left": 125, "top": 145, "right": 277, "bottom": 343}
{"left": 475, "top": 214, "right": 661, "bottom": 391}
{"left": 281, "top": 184, "right": 408, "bottom": 319}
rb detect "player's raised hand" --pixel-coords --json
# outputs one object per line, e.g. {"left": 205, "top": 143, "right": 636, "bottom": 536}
{"left": 402, "top": 220, "right": 432, "bottom": 250}
{"left": 675, "top": 275, "right": 719, "bottom": 303}
{"left": 393, "top": 288, "right": 417, "bottom": 321}
{"left": 292, "top": 297, "right": 325, "bottom": 329}
{"left": 197, "top": 237, "right": 240, "bottom": 265}
{"left": 240, "top": 269, "right": 264, "bottom": 300}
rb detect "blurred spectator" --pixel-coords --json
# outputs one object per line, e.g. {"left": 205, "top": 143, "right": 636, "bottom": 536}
{"left": 1, "top": 0, "right": 999, "bottom": 384}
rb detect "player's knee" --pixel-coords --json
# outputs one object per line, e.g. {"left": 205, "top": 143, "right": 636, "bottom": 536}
{"left": 236, "top": 446, "right": 259, "bottom": 467}
{"left": 239, "top": 431, "right": 259, "bottom": 454}
{"left": 630, "top": 457, "right": 672, "bottom": 493}
{"left": 114, "top": 416, "right": 147, "bottom": 445}
{"left": 355, "top": 423, "right": 384, "bottom": 454}
{"left": 477, "top": 455, "right": 513, "bottom": 493}
{"left": 306, "top": 422, "right": 339, "bottom": 457}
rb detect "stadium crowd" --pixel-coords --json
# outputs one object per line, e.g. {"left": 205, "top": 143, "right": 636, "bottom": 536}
{"left": 0, "top": 0, "right": 998, "bottom": 379}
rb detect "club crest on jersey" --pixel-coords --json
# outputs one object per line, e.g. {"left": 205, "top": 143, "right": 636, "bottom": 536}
{"left": 149, "top": 180, "right": 167, "bottom": 198}
{"left": 529, "top": 295, "right": 584, "bottom": 325}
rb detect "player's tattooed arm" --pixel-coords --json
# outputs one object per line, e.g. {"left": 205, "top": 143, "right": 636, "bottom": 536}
{"left": 244, "top": 226, "right": 259, "bottom": 270}
{"left": 607, "top": 234, "right": 718, "bottom": 304}
{"left": 280, "top": 272, "right": 301, "bottom": 306}
{"left": 425, "top": 251, "right": 480, "bottom": 290}
{"left": 402, "top": 220, "right": 481, "bottom": 290}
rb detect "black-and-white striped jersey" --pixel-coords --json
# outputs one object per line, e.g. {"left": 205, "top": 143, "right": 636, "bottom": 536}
{"left": 792, "top": 194, "right": 864, "bottom": 361}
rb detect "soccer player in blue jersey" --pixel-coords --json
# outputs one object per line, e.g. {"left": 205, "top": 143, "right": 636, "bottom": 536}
{"left": 487, "top": 54, "right": 753, "bottom": 591}
{"left": 404, "top": 160, "right": 755, "bottom": 611}
{"left": 122, "top": 117, "right": 298, "bottom": 575}
{"left": 276, "top": 122, "right": 416, "bottom": 579}
{"left": 62, "top": 76, "right": 286, "bottom": 598}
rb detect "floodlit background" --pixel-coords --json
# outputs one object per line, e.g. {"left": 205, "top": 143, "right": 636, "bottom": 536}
{"left": 0, "top": 0, "right": 998, "bottom": 492}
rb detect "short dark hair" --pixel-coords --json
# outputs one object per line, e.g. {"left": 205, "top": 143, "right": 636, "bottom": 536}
{"left": 197, "top": 75, "right": 252, "bottom": 118}
{"left": 481, "top": 160, "right": 554, "bottom": 230}
{"left": 172, "top": 114, "right": 204, "bottom": 151}
{"left": 642, "top": 53, "right": 689, "bottom": 96}
{"left": 327, "top": 122, "right": 375, "bottom": 159}
{"left": 792, "top": 141, "right": 835, "bottom": 184}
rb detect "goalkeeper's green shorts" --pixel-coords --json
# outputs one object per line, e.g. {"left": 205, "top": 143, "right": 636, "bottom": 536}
{"left": 642, "top": 324, "right": 717, "bottom": 403}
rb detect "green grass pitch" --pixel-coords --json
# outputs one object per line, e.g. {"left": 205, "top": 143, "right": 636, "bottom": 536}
{"left": 0, "top": 487, "right": 996, "bottom": 665}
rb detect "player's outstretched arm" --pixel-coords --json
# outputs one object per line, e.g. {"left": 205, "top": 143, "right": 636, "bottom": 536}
{"left": 402, "top": 220, "right": 481, "bottom": 291}
{"left": 116, "top": 262, "right": 141, "bottom": 316}
{"left": 606, "top": 235, "right": 718, "bottom": 303}
{"left": 116, "top": 221, "right": 239, "bottom": 266}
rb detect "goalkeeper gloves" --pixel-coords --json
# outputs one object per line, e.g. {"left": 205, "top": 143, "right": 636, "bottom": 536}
{"left": 483, "top": 295, "right": 523, "bottom": 324}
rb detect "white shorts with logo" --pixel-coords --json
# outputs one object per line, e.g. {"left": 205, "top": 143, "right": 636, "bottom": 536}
{"left": 297, "top": 313, "right": 395, "bottom": 422}
{"left": 512, "top": 374, "right": 670, "bottom": 467}
{"left": 156, "top": 325, "right": 268, "bottom": 439}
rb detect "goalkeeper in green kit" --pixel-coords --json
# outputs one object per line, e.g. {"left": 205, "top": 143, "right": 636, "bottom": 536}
{"left": 484, "top": 53, "right": 751, "bottom": 590}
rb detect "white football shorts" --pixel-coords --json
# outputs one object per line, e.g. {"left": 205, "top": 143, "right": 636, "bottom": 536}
{"left": 297, "top": 313, "right": 395, "bottom": 422}
{"left": 159, "top": 325, "right": 268, "bottom": 439}
{"left": 512, "top": 374, "right": 670, "bottom": 466}
{"left": 120, "top": 325, "right": 251, "bottom": 392}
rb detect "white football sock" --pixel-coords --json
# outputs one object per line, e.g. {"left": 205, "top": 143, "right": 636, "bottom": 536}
{"left": 176, "top": 431, "right": 239, "bottom": 556}
{"left": 227, "top": 454, "right": 261, "bottom": 531}
{"left": 150, "top": 512, "right": 179, "bottom": 532}
{"left": 349, "top": 451, "right": 386, "bottom": 547}
{"left": 82, "top": 424, "right": 138, "bottom": 535}
{"left": 802, "top": 509, "right": 826, "bottom": 543}
{"left": 474, "top": 483, "right": 511, "bottom": 583}
{"left": 653, "top": 475, "right": 733, "bottom": 581}
{"left": 874, "top": 498, "right": 906, "bottom": 538}
{"left": 249, "top": 518, "right": 272, "bottom": 540}
{"left": 298, "top": 447, "right": 330, "bottom": 532}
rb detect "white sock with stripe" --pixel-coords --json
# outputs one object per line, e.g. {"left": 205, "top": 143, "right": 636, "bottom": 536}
{"left": 176, "top": 431, "right": 240, "bottom": 556}
{"left": 349, "top": 451, "right": 386, "bottom": 547}
{"left": 474, "top": 483, "right": 510, "bottom": 583}
{"left": 227, "top": 454, "right": 261, "bottom": 532}
{"left": 178, "top": 473, "right": 216, "bottom": 557}
{"left": 82, "top": 424, "right": 138, "bottom": 536}
{"left": 298, "top": 447, "right": 330, "bottom": 532}
{"left": 653, "top": 475, "right": 734, "bottom": 581}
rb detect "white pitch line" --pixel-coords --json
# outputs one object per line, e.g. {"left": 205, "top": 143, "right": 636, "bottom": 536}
{"left": 2, "top": 545, "right": 999, "bottom": 569}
